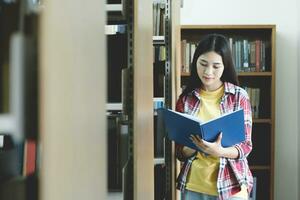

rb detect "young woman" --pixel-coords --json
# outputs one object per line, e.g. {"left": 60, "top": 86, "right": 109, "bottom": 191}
{"left": 176, "top": 34, "right": 253, "bottom": 200}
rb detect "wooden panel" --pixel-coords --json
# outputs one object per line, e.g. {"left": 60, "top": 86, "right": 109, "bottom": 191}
{"left": 171, "top": 1, "right": 181, "bottom": 200}
{"left": 39, "top": 1, "right": 106, "bottom": 200}
{"left": 270, "top": 25, "right": 276, "bottom": 200}
{"left": 181, "top": 24, "right": 276, "bottom": 30}
{"left": 133, "top": 0, "right": 154, "bottom": 199}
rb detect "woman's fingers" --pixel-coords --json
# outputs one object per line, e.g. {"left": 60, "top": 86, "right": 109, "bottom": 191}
{"left": 195, "top": 135, "right": 202, "bottom": 141}
{"left": 189, "top": 134, "right": 223, "bottom": 157}
{"left": 190, "top": 134, "right": 206, "bottom": 148}
{"left": 190, "top": 134, "right": 202, "bottom": 142}
{"left": 189, "top": 134, "right": 196, "bottom": 141}
{"left": 190, "top": 134, "right": 199, "bottom": 143}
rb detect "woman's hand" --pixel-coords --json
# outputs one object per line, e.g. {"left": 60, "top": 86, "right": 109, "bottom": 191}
{"left": 190, "top": 133, "right": 224, "bottom": 157}
{"left": 190, "top": 132, "right": 239, "bottom": 158}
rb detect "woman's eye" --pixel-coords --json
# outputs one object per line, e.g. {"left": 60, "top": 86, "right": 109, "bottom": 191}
{"left": 200, "top": 63, "right": 207, "bottom": 67}
{"left": 213, "top": 65, "right": 220, "bottom": 69}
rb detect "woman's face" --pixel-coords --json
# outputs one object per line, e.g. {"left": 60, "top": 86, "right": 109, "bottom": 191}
{"left": 196, "top": 51, "right": 224, "bottom": 91}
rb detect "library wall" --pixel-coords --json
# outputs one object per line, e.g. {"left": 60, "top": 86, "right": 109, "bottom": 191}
{"left": 180, "top": 1, "right": 298, "bottom": 200}
{"left": 298, "top": 3, "right": 300, "bottom": 200}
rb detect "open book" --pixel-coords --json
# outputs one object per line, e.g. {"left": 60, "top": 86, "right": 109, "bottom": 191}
{"left": 158, "top": 108, "right": 245, "bottom": 150}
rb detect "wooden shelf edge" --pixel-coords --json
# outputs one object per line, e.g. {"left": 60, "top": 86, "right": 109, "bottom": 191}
{"left": 253, "top": 118, "right": 272, "bottom": 123}
{"left": 238, "top": 72, "right": 272, "bottom": 76}
{"left": 153, "top": 36, "right": 165, "bottom": 46}
{"left": 181, "top": 25, "right": 276, "bottom": 30}
{"left": 106, "top": 4, "right": 123, "bottom": 12}
{"left": 106, "top": 103, "right": 122, "bottom": 111}
{"left": 154, "top": 157, "right": 165, "bottom": 165}
{"left": 181, "top": 72, "right": 190, "bottom": 76}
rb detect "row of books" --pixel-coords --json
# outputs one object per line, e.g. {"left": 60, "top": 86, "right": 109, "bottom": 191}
{"left": 153, "top": 1, "right": 166, "bottom": 36}
{"left": 180, "top": 85, "right": 261, "bottom": 119}
{"left": 180, "top": 40, "right": 195, "bottom": 74}
{"left": 244, "top": 87, "right": 261, "bottom": 119}
{"left": 153, "top": 45, "right": 166, "bottom": 62}
{"left": 181, "top": 39, "right": 268, "bottom": 74}
{"left": 153, "top": 98, "right": 165, "bottom": 110}
{"left": 0, "top": 134, "right": 37, "bottom": 178}
{"left": 229, "top": 38, "right": 266, "bottom": 73}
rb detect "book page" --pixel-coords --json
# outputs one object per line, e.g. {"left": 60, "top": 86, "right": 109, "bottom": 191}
{"left": 201, "top": 108, "right": 243, "bottom": 125}
{"left": 168, "top": 109, "right": 203, "bottom": 124}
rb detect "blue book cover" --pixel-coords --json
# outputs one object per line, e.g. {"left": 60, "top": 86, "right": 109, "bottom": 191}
{"left": 159, "top": 108, "right": 245, "bottom": 150}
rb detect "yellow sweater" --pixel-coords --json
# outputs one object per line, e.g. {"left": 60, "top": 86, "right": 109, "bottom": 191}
{"left": 186, "top": 86, "right": 224, "bottom": 196}
{"left": 186, "top": 85, "right": 248, "bottom": 199}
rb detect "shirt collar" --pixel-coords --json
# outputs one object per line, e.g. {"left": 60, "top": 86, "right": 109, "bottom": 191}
{"left": 191, "top": 82, "right": 236, "bottom": 99}
{"left": 223, "top": 82, "right": 236, "bottom": 95}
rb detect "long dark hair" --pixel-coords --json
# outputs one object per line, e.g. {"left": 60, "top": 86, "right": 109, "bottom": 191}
{"left": 181, "top": 33, "right": 238, "bottom": 96}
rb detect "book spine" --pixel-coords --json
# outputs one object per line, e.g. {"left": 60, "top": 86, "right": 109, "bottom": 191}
{"left": 255, "top": 40, "right": 261, "bottom": 72}
{"left": 250, "top": 41, "right": 256, "bottom": 71}
{"left": 23, "top": 139, "right": 37, "bottom": 176}
{"left": 181, "top": 40, "right": 186, "bottom": 73}
{"left": 243, "top": 39, "right": 249, "bottom": 71}
{"left": 185, "top": 42, "right": 190, "bottom": 73}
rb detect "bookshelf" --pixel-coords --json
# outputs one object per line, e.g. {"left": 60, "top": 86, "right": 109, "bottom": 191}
{"left": 106, "top": 0, "right": 180, "bottom": 198}
{"left": 0, "top": 1, "right": 39, "bottom": 200}
{"left": 106, "top": 0, "right": 178, "bottom": 199}
{"left": 1, "top": 0, "right": 108, "bottom": 199}
{"left": 152, "top": 0, "right": 181, "bottom": 200}
{"left": 177, "top": 25, "right": 276, "bottom": 200}
{"left": 153, "top": 0, "right": 167, "bottom": 164}
{"left": 153, "top": 2, "right": 167, "bottom": 200}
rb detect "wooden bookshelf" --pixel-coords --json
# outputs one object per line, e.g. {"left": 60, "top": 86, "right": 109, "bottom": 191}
{"left": 105, "top": 0, "right": 180, "bottom": 198}
{"left": 177, "top": 25, "right": 276, "bottom": 200}
{"left": 153, "top": 0, "right": 181, "bottom": 200}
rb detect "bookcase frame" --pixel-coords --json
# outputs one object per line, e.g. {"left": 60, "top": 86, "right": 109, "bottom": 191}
{"left": 105, "top": 0, "right": 180, "bottom": 199}
{"left": 177, "top": 25, "right": 276, "bottom": 200}
{"left": 152, "top": 0, "right": 181, "bottom": 199}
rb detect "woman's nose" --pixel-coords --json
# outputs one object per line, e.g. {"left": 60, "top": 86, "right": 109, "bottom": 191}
{"left": 204, "top": 66, "right": 213, "bottom": 75}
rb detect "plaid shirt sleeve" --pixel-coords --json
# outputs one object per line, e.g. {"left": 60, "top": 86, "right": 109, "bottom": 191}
{"left": 234, "top": 91, "right": 253, "bottom": 159}
{"left": 218, "top": 85, "right": 254, "bottom": 199}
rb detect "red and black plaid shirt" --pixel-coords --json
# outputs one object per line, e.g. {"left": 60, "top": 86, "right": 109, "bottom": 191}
{"left": 175, "top": 82, "right": 253, "bottom": 200}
